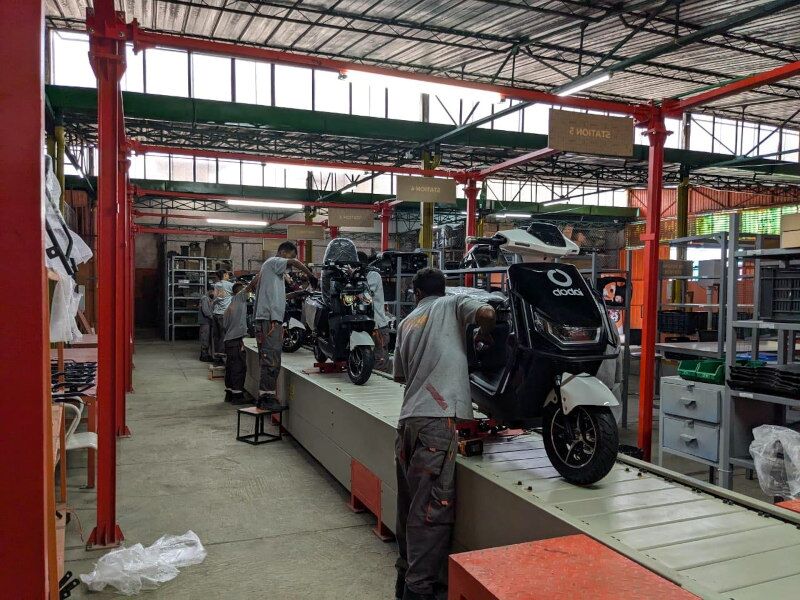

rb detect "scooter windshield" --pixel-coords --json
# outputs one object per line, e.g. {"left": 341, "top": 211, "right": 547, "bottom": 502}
{"left": 323, "top": 237, "right": 359, "bottom": 264}
{"left": 508, "top": 262, "right": 602, "bottom": 328}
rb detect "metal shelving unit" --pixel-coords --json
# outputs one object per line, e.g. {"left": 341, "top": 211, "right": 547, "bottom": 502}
{"left": 722, "top": 212, "right": 797, "bottom": 490}
{"left": 165, "top": 255, "right": 208, "bottom": 341}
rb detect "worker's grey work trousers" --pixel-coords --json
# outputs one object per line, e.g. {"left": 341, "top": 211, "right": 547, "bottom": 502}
{"left": 372, "top": 326, "right": 390, "bottom": 371}
{"left": 254, "top": 320, "right": 283, "bottom": 397}
{"left": 199, "top": 321, "right": 211, "bottom": 355}
{"left": 212, "top": 314, "right": 225, "bottom": 357}
{"left": 224, "top": 337, "right": 246, "bottom": 392}
{"left": 395, "top": 416, "right": 457, "bottom": 596}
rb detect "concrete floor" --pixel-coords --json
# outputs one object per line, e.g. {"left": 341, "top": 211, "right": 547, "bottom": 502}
{"left": 62, "top": 338, "right": 772, "bottom": 597}
{"left": 64, "top": 339, "right": 396, "bottom": 599}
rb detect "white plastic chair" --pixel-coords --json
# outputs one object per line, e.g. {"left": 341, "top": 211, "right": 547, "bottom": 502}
{"left": 62, "top": 400, "right": 98, "bottom": 486}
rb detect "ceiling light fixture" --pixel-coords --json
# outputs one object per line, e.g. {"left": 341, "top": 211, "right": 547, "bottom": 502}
{"left": 556, "top": 73, "right": 611, "bottom": 97}
{"left": 207, "top": 218, "right": 268, "bottom": 227}
{"left": 498, "top": 213, "right": 532, "bottom": 219}
{"left": 226, "top": 199, "right": 304, "bottom": 210}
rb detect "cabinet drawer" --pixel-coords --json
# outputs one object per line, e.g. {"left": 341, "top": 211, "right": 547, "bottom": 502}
{"left": 661, "top": 377, "right": 722, "bottom": 423}
{"left": 662, "top": 415, "right": 720, "bottom": 462}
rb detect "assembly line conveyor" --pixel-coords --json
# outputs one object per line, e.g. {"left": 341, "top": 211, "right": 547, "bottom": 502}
{"left": 244, "top": 344, "right": 800, "bottom": 599}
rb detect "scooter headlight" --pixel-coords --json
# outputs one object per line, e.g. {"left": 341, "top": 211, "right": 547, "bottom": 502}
{"left": 533, "top": 312, "right": 601, "bottom": 346}
{"left": 342, "top": 294, "right": 356, "bottom": 306}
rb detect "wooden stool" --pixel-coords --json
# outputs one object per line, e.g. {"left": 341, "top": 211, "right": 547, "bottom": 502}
{"left": 236, "top": 406, "right": 282, "bottom": 445}
{"left": 448, "top": 534, "right": 700, "bottom": 599}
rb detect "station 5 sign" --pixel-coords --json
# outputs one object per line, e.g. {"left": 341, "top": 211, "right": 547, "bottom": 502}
{"left": 548, "top": 108, "right": 634, "bottom": 158}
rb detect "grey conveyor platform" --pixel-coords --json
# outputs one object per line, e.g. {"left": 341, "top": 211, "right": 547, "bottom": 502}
{"left": 244, "top": 343, "right": 800, "bottom": 599}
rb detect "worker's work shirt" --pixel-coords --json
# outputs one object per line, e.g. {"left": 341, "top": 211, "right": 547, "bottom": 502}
{"left": 198, "top": 295, "right": 213, "bottom": 323}
{"left": 394, "top": 295, "right": 484, "bottom": 421}
{"left": 366, "top": 269, "right": 390, "bottom": 329}
{"left": 253, "top": 257, "right": 288, "bottom": 322}
{"left": 213, "top": 280, "right": 234, "bottom": 315}
{"left": 223, "top": 294, "right": 248, "bottom": 342}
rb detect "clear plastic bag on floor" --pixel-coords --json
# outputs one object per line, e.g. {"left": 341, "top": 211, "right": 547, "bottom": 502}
{"left": 749, "top": 425, "right": 800, "bottom": 499}
{"left": 80, "top": 531, "right": 207, "bottom": 595}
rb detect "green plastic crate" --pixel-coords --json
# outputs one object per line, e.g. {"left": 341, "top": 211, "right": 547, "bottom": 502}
{"left": 678, "top": 359, "right": 725, "bottom": 385}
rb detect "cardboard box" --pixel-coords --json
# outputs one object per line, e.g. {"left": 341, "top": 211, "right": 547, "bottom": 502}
{"left": 781, "top": 214, "right": 800, "bottom": 248}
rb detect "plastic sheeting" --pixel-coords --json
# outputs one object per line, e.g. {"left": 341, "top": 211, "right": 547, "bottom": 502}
{"left": 749, "top": 425, "right": 800, "bottom": 499}
{"left": 50, "top": 277, "right": 83, "bottom": 343}
{"left": 444, "top": 286, "right": 507, "bottom": 303}
{"left": 80, "top": 531, "right": 207, "bottom": 595}
{"left": 322, "top": 237, "right": 359, "bottom": 264}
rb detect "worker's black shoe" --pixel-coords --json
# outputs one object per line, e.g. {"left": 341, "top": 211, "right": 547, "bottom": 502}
{"left": 402, "top": 587, "right": 435, "bottom": 600}
{"left": 224, "top": 390, "right": 232, "bottom": 403}
{"left": 257, "top": 395, "right": 285, "bottom": 412}
{"left": 199, "top": 353, "right": 214, "bottom": 362}
{"left": 230, "top": 392, "right": 247, "bottom": 405}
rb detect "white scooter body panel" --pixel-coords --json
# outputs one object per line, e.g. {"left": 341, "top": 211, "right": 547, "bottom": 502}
{"left": 349, "top": 330, "right": 374, "bottom": 349}
{"left": 545, "top": 372, "right": 619, "bottom": 415}
{"left": 288, "top": 317, "right": 304, "bottom": 330}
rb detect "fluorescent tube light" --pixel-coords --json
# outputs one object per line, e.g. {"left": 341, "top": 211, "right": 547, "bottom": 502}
{"left": 207, "top": 218, "right": 268, "bottom": 227}
{"left": 556, "top": 73, "right": 611, "bottom": 97}
{"left": 498, "top": 213, "right": 531, "bottom": 219}
{"left": 227, "top": 199, "right": 304, "bottom": 210}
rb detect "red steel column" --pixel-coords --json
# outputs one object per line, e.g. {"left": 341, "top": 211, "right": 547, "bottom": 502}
{"left": 128, "top": 194, "right": 135, "bottom": 395}
{"left": 637, "top": 109, "right": 669, "bottom": 461}
{"left": 380, "top": 205, "right": 392, "bottom": 251}
{"left": 464, "top": 179, "right": 479, "bottom": 245}
{"left": 0, "top": 1, "right": 59, "bottom": 596}
{"left": 118, "top": 112, "right": 133, "bottom": 430}
{"left": 87, "top": 3, "right": 125, "bottom": 548}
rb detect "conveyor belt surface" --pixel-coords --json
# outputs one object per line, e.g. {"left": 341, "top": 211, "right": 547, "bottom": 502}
{"left": 245, "top": 344, "right": 800, "bottom": 599}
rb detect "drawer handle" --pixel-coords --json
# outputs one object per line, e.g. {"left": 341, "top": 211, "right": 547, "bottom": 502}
{"left": 680, "top": 397, "right": 696, "bottom": 407}
{"left": 680, "top": 434, "right": 697, "bottom": 444}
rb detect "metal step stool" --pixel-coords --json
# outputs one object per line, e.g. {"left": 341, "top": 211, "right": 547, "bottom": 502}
{"left": 236, "top": 406, "right": 284, "bottom": 445}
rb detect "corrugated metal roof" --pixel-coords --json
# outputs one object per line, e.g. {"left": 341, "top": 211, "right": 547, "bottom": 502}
{"left": 46, "top": 0, "right": 799, "bottom": 127}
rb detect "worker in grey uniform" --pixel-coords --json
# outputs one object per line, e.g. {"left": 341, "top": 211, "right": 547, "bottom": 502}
{"left": 252, "top": 241, "right": 316, "bottom": 411}
{"left": 393, "top": 268, "right": 496, "bottom": 600}
{"left": 223, "top": 282, "right": 250, "bottom": 405}
{"left": 359, "top": 252, "right": 391, "bottom": 370}
{"left": 198, "top": 286, "right": 214, "bottom": 362}
{"left": 212, "top": 270, "right": 234, "bottom": 364}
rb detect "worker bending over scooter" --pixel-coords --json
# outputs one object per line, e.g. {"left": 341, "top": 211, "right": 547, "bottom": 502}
{"left": 393, "top": 268, "right": 496, "bottom": 600}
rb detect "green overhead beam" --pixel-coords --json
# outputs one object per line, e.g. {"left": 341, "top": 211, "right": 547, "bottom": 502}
{"left": 65, "top": 175, "right": 639, "bottom": 221}
{"left": 48, "top": 85, "right": 799, "bottom": 178}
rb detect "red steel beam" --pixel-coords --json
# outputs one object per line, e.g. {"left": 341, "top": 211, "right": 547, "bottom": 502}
{"left": 477, "top": 148, "right": 560, "bottom": 179}
{"left": 130, "top": 142, "right": 469, "bottom": 179}
{"left": 127, "top": 22, "right": 647, "bottom": 118}
{"left": 135, "top": 226, "right": 288, "bottom": 239}
{"left": 0, "top": 1, "right": 59, "bottom": 596}
{"left": 664, "top": 59, "right": 800, "bottom": 117}
{"left": 637, "top": 109, "right": 669, "bottom": 462}
{"left": 86, "top": 2, "right": 125, "bottom": 549}
{"left": 132, "top": 186, "right": 380, "bottom": 211}
{"left": 117, "top": 93, "right": 131, "bottom": 435}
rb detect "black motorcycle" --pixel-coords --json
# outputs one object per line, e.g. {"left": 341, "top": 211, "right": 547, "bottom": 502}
{"left": 302, "top": 239, "right": 376, "bottom": 385}
{"left": 465, "top": 261, "right": 620, "bottom": 485}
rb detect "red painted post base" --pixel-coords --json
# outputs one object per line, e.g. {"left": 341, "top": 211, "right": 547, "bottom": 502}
{"left": 86, "top": 523, "right": 124, "bottom": 551}
{"left": 116, "top": 425, "right": 132, "bottom": 438}
{"left": 348, "top": 459, "right": 394, "bottom": 542}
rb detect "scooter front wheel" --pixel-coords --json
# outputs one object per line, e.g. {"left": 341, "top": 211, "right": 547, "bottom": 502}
{"left": 542, "top": 403, "right": 618, "bottom": 486}
{"left": 347, "top": 346, "right": 374, "bottom": 385}
{"left": 282, "top": 326, "right": 305, "bottom": 353}
{"left": 313, "top": 341, "right": 327, "bottom": 364}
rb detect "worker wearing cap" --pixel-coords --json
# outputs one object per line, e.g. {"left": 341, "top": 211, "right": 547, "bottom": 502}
{"left": 393, "top": 268, "right": 496, "bottom": 600}
{"left": 198, "top": 286, "right": 214, "bottom": 362}
{"left": 222, "top": 282, "right": 250, "bottom": 405}
{"left": 212, "top": 270, "right": 233, "bottom": 363}
{"left": 251, "top": 241, "right": 317, "bottom": 411}
{"left": 359, "top": 252, "right": 392, "bottom": 371}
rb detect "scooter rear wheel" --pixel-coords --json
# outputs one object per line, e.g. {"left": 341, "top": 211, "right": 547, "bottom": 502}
{"left": 542, "top": 403, "right": 618, "bottom": 486}
{"left": 347, "top": 346, "right": 374, "bottom": 385}
{"left": 313, "top": 341, "right": 327, "bottom": 364}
